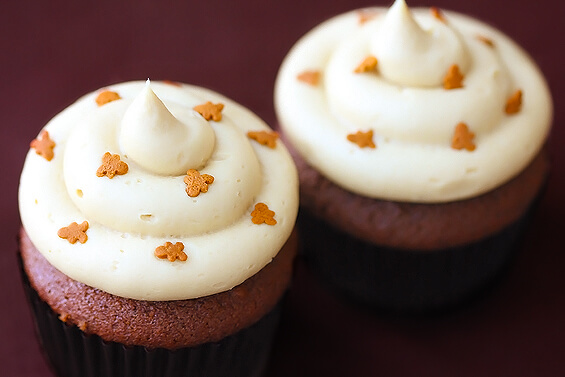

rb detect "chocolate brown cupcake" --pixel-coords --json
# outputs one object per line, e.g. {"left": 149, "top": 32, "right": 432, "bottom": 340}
{"left": 19, "top": 80, "right": 299, "bottom": 376}
{"left": 274, "top": 0, "right": 552, "bottom": 312}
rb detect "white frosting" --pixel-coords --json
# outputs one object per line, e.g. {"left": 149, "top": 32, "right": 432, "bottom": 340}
{"left": 274, "top": 0, "right": 552, "bottom": 203}
{"left": 19, "top": 80, "right": 299, "bottom": 300}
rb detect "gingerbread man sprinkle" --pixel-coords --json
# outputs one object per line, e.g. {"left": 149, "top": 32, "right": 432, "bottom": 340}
{"left": 443, "top": 64, "right": 464, "bottom": 90}
{"left": 451, "top": 123, "right": 476, "bottom": 151}
{"left": 297, "top": 70, "right": 321, "bottom": 86}
{"left": 251, "top": 203, "right": 277, "bottom": 225}
{"left": 193, "top": 101, "right": 224, "bottom": 121}
{"left": 184, "top": 169, "right": 214, "bottom": 197}
{"left": 30, "top": 130, "right": 56, "bottom": 161}
{"left": 354, "top": 56, "right": 378, "bottom": 74}
{"left": 155, "top": 242, "right": 187, "bottom": 262}
{"left": 347, "top": 130, "right": 376, "bottom": 149}
{"left": 58, "top": 221, "right": 89, "bottom": 244}
{"left": 247, "top": 130, "right": 280, "bottom": 149}
{"left": 95, "top": 90, "right": 121, "bottom": 107}
{"left": 505, "top": 90, "right": 523, "bottom": 115}
{"left": 96, "top": 152, "right": 129, "bottom": 179}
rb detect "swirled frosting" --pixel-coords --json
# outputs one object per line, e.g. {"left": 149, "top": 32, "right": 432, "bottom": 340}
{"left": 19, "top": 80, "right": 299, "bottom": 300}
{"left": 274, "top": 0, "right": 552, "bottom": 203}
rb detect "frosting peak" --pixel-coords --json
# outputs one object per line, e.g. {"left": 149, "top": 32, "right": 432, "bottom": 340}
{"left": 371, "top": 0, "right": 469, "bottom": 87}
{"left": 120, "top": 80, "right": 215, "bottom": 176}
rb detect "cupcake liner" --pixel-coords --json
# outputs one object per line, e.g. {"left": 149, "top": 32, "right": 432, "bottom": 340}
{"left": 19, "top": 256, "right": 281, "bottom": 377}
{"left": 298, "top": 207, "right": 533, "bottom": 313}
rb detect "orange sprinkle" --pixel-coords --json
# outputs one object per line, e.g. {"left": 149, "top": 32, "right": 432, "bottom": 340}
{"left": 476, "top": 35, "right": 495, "bottom": 47}
{"left": 358, "top": 9, "right": 380, "bottom": 24}
{"left": 347, "top": 130, "right": 376, "bottom": 149}
{"left": 247, "top": 130, "right": 280, "bottom": 149}
{"left": 354, "top": 56, "right": 378, "bottom": 74}
{"left": 431, "top": 7, "right": 446, "bottom": 22}
{"left": 184, "top": 169, "right": 214, "bottom": 197}
{"left": 95, "top": 90, "right": 121, "bottom": 106}
{"left": 155, "top": 241, "right": 187, "bottom": 262}
{"left": 30, "top": 130, "right": 56, "bottom": 161}
{"left": 443, "top": 64, "right": 464, "bottom": 90}
{"left": 251, "top": 203, "right": 277, "bottom": 225}
{"left": 297, "top": 70, "right": 321, "bottom": 86}
{"left": 96, "top": 152, "right": 129, "bottom": 179}
{"left": 451, "top": 123, "right": 476, "bottom": 151}
{"left": 163, "top": 80, "right": 182, "bottom": 86}
{"left": 193, "top": 101, "right": 224, "bottom": 121}
{"left": 505, "top": 90, "right": 523, "bottom": 115}
{"left": 58, "top": 221, "right": 89, "bottom": 244}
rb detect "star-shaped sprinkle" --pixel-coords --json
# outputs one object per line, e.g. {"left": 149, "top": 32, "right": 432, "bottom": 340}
{"left": 297, "top": 70, "right": 321, "bottom": 86}
{"left": 155, "top": 242, "right": 187, "bottom": 262}
{"left": 347, "top": 130, "right": 376, "bottom": 149}
{"left": 58, "top": 221, "right": 89, "bottom": 244}
{"left": 431, "top": 7, "right": 447, "bottom": 23}
{"left": 476, "top": 35, "right": 495, "bottom": 47}
{"left": 30, "top": 130, "right": 56, "bottom": 161}
{"left": 505, "top": 90, "right": 523, "bottom": 115}
{"left": 96, "top": 152, "right": 129, "bottom": 179}
{"left": 193, "top": 101, "right": 224, "bottom": 121}
{"left": 95, "top": 90, "right": 121, "bottom": 106}
{"left": 247, "top": 130, "right": 280, "bottom": 149}
{"left": 354, "top": 56, "right": 378, "bottom": 74}
{"left": 443, "top": 64, "right": 464, "bottom": 90}
{"left": 184, "top": 169, "right": 214, "bottom": 197}
{"left": 251, "top": 203, "right": 277, "bottom": 225}
{"left": 451, "top": 123, "right": 476, "bottom": 151}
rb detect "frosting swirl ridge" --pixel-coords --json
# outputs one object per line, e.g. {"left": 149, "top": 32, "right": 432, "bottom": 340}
{"left": 19, "top": 80, "right": 299, "bottom": 300}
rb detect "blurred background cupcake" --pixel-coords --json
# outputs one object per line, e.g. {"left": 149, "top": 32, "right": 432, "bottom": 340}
{"left": 274, "top": 0, "right": 552, "bottom": 312}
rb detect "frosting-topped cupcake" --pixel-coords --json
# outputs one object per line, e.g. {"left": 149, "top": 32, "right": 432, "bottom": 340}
{"left": 276, "top": 0, "right": 551, "bottom": 203}
{"left": 274, "top": 0, "right": 551, "bottom": 311}
{"left": 19, "top": 79, "right": 299, "bottom": 376}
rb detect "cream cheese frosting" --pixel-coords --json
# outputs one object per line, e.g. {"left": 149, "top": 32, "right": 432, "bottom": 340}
{"left": 274, "top": 0, "right": 552, "bottom": 203}
{"left": 19, "top": 80, "right": 299, "bottom": 300}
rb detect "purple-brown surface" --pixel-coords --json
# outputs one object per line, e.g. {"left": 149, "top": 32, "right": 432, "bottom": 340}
{"left": 1, "top": 1, "right": 564, "bottom": 376}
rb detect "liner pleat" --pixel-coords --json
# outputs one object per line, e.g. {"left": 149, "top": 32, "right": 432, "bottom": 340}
{"left": 20, "top": 258, "right": 280, "bottom": 377}
{"left": 298, "top": 208, "right": 531, "bottom": 313}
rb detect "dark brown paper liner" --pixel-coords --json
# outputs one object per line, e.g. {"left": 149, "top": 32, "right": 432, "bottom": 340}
{"left": 19, "top": 257, "right": 281, "bottom": 377}
{"left": 298, "top": 208, "right": 533, "bottom": 313}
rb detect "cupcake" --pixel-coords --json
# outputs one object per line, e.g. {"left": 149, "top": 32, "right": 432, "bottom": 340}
{"left": 19, "top": 80, "right": 299, "bottom": 376}
{"left": 274, "top": 0, "right": 552, "bottom": 312}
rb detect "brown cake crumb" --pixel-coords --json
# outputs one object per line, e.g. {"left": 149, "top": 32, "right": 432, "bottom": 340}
{"left": 251, "top": 203, "right": 277, "bottom": 225}
{"left": 354, "top": 56, "right": 378, "bottom": 73}
{"left": 247, "top": 130, "right": 280, "bottom": 149}
{"left": 58, "top": 221, "right": 89, "bottom": 244}
{"left": 184, "top": 169, "right": 214, "bottom": 197}
{"left": 155, "top": 242, "right": 187, "bottom": 262}
{"left": 505, "top": 90, "right": 523, "bottom": 115}
{"left": 347, "top": 130, "right": 376, "bottom": 149}
{"left": 451, "top": 122, "right": 476, "bottom": 151}
{"left": 95, "top": 90, "right": 121, "bottom": 106}
{"left": 297, "top": 70, "right": 321, "bottom": 86}
{"left": 443, "top": 64, "right": 464, "bottom": 90}
{"left": 193, "top": 101, "right": 224, "bottom": 121}
{"left": 30, "top": 130, "right": 56, "bottom": 161}
{"left": 96, "top": 152, "right": 129, "bottom": 179}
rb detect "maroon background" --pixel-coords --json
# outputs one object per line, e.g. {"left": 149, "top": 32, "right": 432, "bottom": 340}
{"left": 1, "top": 0, "right": 564, "bottom": 376}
